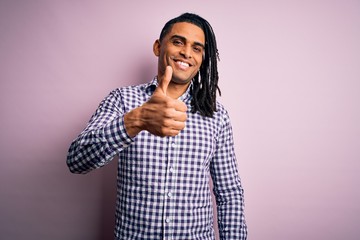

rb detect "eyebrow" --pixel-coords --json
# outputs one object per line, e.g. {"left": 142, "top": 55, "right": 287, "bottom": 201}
{"left": 170, "top": 35, "right": 205, "bottom": 49}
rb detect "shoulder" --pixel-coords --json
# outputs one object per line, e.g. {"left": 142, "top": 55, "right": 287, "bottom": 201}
{"left": 111, "top": 81, "right": 155, "bottom": 111}
{"left": 118, "top": 82, "right": 148, "bottom": 94}
{"left": 105, "top": 82, "right": 150, "bottom": 100}
{"left": 213, "top": 101, "right": 231, "bottom": 125}
{"left": 204, "top": 101, "right": 233, "bottom": 141}
{"left": 119, "top": 80, "right": 157, "bottom": 98}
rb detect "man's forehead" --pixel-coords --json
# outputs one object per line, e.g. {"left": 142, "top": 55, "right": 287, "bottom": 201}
{"left": 167, "top": 22, "right": 205, "bottom": 43}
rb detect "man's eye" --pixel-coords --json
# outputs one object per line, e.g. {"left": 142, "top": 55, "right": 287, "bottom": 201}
{"left": 193, "top": 46, "right": 202, "bottom": 53}
{"left": 173, "top": 40, "right": 183, "bottom": 45}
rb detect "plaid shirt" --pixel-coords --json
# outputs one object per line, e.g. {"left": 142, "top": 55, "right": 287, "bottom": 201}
{"left": 67, "top": 78, "right": 247, "bottom": 240}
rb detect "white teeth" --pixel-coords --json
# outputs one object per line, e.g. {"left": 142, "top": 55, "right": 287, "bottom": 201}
{"left": 178, "top": 61, "right": 189, "bottom": 67}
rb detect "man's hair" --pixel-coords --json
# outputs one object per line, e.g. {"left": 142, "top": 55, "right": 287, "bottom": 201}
{"left": 159, "top": 13, "right": 221, "bottom": 117}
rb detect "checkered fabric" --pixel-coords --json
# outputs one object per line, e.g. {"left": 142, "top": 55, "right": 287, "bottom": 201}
{"left": 67, "top": 78, "right": 247, "bottom": 239}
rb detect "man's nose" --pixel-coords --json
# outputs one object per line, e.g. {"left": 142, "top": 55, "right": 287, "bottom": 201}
{"left": 180, "top": 45, "right": 192, "bottom": 58}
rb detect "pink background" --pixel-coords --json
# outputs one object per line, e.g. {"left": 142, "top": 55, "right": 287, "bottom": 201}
{"left": 1, "top": 1, "right": 359, "bottom": 239}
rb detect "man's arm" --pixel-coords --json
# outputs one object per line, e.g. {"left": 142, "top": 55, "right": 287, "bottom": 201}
{"left": 66, "top": 89, "right": 133, "bottom": 174}
{"left": 67, "top": 66, "right": 187, "bottom": 174}
{"left": 210, "top": 110, "right": 247, "bottom": 239}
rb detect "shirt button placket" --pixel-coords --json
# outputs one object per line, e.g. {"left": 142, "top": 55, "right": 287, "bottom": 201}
{"left": 167, "top": 191, "right": 172, "bottom": 198}
{"left": 163, "top": 137, "right": 178, "bottom": 239}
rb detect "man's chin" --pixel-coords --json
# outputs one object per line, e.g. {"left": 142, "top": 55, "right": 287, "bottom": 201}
{"left": 171, "top": 77, "right": 192, "bottom": 85}
{"left": 171, "top": 73, "right": 196, "bottom": 85}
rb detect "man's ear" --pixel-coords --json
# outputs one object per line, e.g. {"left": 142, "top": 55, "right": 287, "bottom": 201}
{"left": 153, "top": 39, "right": 160, "bottom": 56}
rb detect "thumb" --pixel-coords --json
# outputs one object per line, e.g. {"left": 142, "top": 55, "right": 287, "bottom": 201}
{"left": 157, "top": 65, "right": 172, "bottom": 95}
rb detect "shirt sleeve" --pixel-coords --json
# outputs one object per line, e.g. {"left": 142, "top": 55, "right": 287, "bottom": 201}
{"left": 210, "top": 110, "right": 248, "bottom": 239}
{"left": 66, "top": 89, "right": 133, "bottom": 174}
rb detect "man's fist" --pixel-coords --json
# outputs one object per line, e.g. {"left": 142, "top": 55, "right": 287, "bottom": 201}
{"left": 124, "top": 66, "right": 188, "bottom": 137}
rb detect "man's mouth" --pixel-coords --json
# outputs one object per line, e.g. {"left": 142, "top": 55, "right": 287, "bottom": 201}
{"left": 174, "top": 60, "right": 191, "bottom": 69}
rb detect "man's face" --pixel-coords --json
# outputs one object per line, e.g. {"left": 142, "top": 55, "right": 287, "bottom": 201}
{"left": 154, "top": 22, "right": 205, "bottom": 85}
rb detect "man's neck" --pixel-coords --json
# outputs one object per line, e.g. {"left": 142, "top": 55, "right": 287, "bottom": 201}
{"left": 166, "top": 81, "right": 191, "bottom": 99}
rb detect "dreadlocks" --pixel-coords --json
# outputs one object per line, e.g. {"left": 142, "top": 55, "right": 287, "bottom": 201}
{"left": 159, "top": 13, "right": 221, "bottom": 117}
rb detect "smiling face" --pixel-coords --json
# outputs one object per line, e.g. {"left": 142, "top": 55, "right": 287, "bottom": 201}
{"left": 153, "top": 22, "right": 205, "bottom": 87}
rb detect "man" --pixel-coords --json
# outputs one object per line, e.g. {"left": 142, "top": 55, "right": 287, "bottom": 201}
{"left": 67, "top": 13, "right": 247, "bottom": 239}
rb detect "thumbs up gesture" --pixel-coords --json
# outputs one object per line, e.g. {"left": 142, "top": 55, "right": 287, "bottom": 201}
{"left": 124, "top": 66, "right": 188, "bottom": 137}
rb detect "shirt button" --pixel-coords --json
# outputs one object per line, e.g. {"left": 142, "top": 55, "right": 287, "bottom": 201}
{"left": 169, "top": 167, "right": 175, "bottom": 173}
{"left": 171, "top": 142, "right": 177, "bottom": 148}
{"left": 167, "top": 192, "right": 172, "bottom": 198}
{"left": 165, "top": 218, "right": 171, "bottom": 223}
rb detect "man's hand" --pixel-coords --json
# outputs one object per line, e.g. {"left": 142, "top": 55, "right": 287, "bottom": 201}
{"left": 124, "top": 66, "right": 188, "bottom": 137}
